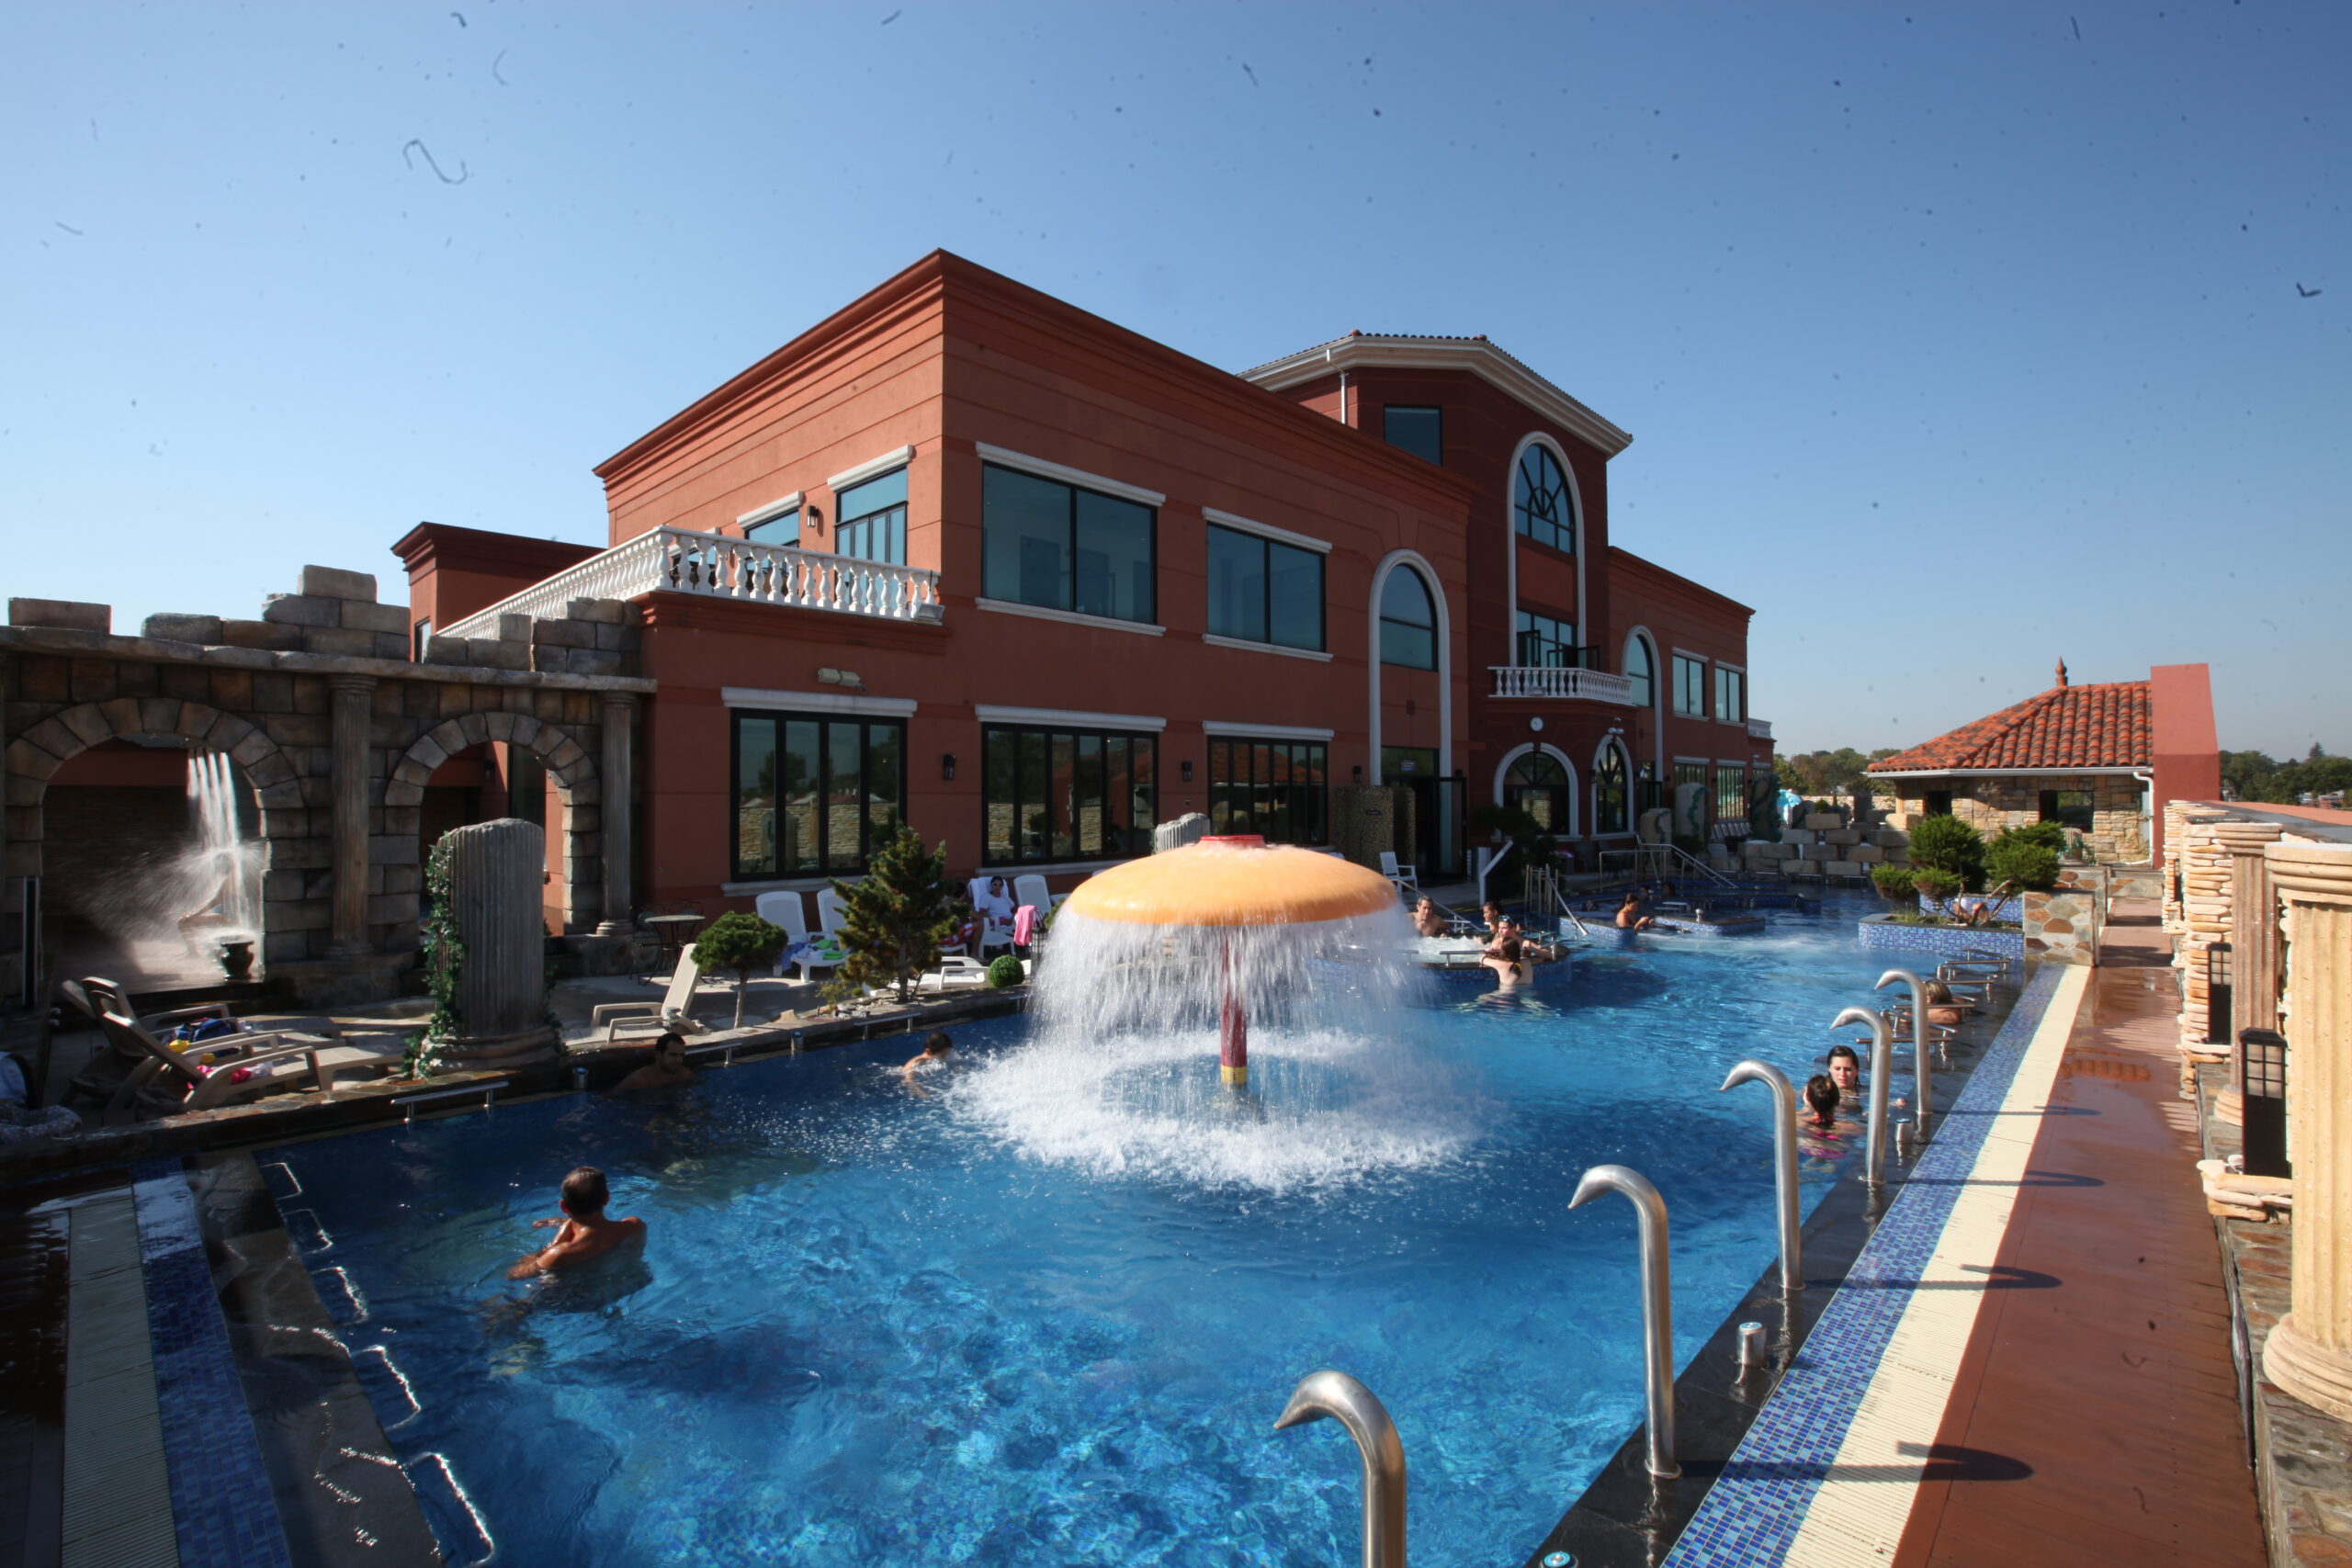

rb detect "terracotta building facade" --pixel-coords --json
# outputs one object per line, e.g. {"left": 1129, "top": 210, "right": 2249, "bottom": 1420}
{"left": 400, "top": 253, "right": 1767, "bottom": 915}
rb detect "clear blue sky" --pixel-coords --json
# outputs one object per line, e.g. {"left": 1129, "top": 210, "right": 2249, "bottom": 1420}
{"left": 7, "top": 2, "right": 2344, "bottom": 757}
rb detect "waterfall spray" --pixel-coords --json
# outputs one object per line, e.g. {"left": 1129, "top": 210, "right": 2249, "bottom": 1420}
{"left": 186, "top": 750, "right": 259, "bottom": 939}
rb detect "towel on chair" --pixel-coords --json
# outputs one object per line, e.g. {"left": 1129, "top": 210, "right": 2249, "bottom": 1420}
{"left": 1013, "top": 905, "right": 1038, "bottom": 947}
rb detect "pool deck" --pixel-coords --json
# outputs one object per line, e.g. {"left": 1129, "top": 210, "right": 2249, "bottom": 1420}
{"left": 1890, "top": 908, "right": 2267, "bottom": 1566}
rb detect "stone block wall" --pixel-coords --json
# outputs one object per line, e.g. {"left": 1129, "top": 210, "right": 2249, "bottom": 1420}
{"left": 2024, "top": 884, "right": 2101, "bottom": 964}
{"left": 1739, "top": 821, "right": 1909, "bottom": 880}
{"left": 1883, "top": 773, "right": 2148, "bottom": 863}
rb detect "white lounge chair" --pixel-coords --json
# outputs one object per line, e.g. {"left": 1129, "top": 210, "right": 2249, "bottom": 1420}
{"left": 917, "top": 956, "right": 992, "bottom": 994}
{"left": 591, "top": 943, "right": 712, "bottom": 1043}
{"left": 816, "top": 887, "right": 848, "bottom": 940}
{"left": 964, "top": 875, "right": 1016, "bottom": 957}
{"left": 1012, "top": 874, "right": 1064, "bottom": 916}
{"left": 1379, "top": 852, "right": 1420, "bottom": 899}
{"left": 756, "top": 892, "right": 842, "bottom": 985}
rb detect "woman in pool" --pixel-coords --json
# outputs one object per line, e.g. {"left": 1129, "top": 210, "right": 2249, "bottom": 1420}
{"left": 1481, "top": 932, "right": 1525, "bottom": 987}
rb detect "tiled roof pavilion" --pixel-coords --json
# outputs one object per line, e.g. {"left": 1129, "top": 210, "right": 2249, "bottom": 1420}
{"left": 1870, "top": 663, "right": 2152, "bottom": 773}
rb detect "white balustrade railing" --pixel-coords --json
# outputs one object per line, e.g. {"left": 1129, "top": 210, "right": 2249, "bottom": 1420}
{"left": 442, "top": 527, "right": 944, "bottom": 640}
{"left": 1488, "top": 665, "right": 1637, "bottom": 705}
{"left": 1747, "top": 717, "right": 1773, "bottom": 739}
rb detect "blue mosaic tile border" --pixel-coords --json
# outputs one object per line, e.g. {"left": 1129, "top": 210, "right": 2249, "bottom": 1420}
{"left": 1856, "top": 915, "right": 2026, "bottom": 963}
{"left": 130, "top": 1157, "right": 296, "bottom": 1568}
{"left": 1659, "top": 964, "right": 2064, "bottom": 1568}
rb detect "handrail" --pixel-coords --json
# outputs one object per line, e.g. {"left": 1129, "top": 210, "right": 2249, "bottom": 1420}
{"left": 1719, "top": 1061, "right": 1803, "bottom": 1292}
{"left": 1598, "top": 843, "right": 1736, "bottom": 889}
{"left": 392, "top": 1078, "right": 508, "bottom": 1124}
{"left": 442, "top": 525, "right": 944, "bottom": 639}
{"left": 1874, "top": 969, "right": 1935, "bottom": 1137}
{"left": 1830, "top": 1007, "right": 1893, "bottom": 1191}
{"left": 1274, "top": 1371, "right": 1407, "bottom": 1568}
{"left": 1568, "top": 1164, "right": 1679, "bottom": 1479}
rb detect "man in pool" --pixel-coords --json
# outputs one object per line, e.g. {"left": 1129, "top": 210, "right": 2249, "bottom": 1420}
{"left": 901, "top": 1030, "right": 956, "bottom": 1088}
{"left": 1411, "top": 897, "right": 1449, "bottom": 939}
{"left": 508, "top": 1167, "right": 645, "bottom": 1278}
{"left": 614, "top": 1032, "right": 695, "bottom": 1093}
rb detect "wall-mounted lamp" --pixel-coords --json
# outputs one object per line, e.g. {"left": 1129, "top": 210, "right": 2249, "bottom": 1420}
{"left": 942, "top": 752, "right": 957, "bottom": 782}
{"left": 1352, "top": 763, "right": 1364, "bottom": 784}
{"left": 804, "top": 503, "right": 825, "bottom": 536}
{"left": 816, "top": 667, "right": 865, "bottom": 691}
{"left": 1180, "top": 759, "right": 1193, "bottom": 783}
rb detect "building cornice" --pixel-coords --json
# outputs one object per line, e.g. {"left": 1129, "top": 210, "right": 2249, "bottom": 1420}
{"left": 1869, "top": 766, "right": 2146, "bottom": 780}
{"left": 1241, "top": 335, "right": 1634, "bottom": 458}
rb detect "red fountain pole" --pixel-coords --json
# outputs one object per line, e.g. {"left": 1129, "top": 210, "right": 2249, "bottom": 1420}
{"left": 1219, "top": 937, "right": 1248, "bottom": 1089}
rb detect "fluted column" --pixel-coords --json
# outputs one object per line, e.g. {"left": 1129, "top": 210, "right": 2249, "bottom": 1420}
{"left": 325, "top": 674, "right": 377, "bottom": 957}
{"left": 2219, "top": 819, "right": 2286, "bottom": 1079}
{"left": 2261, "top": 840, "right": 2352, "bottom": 1422}
{"left": 430, "top": 818, "right": 558, "bottom": 1065}
{"left": 596, "top": 694, "right": 635, "bottom": 936}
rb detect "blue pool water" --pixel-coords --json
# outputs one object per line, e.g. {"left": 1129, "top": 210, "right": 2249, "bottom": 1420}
{"left": 274, "top": 906, "right": 1894, "bottom": 1566}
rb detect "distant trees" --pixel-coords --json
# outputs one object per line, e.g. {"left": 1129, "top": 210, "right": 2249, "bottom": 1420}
{"left": 2222, "top": 746, "right": 2351, "bottom": 805}
{"left": 1781, "top": 747, "right": 1902, "bottom": 797}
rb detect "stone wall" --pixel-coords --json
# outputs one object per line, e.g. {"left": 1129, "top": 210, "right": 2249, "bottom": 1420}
{"left": 1883, "top": 773, "right": 2148, "bottom": 863}
{"left": 2, "top": 570, "right": 652, "bottom": 1005}
{"left": 1741, "top": 815, "right": 1909, "bottom": 881}
{"left": 2023, "top": 867, "right": 2105, "bottom": 965}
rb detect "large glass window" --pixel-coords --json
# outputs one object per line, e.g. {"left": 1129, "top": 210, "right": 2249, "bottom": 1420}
{"left": 1209, "top": 739, "right": 1327, "bottom": 845}
{"left": 982, "top": 463, "right": 1155, "bottom": 624}
{"left": 1383, "top": 406, "right": 1442, "bottom": 465}
{"left": 1513, "top": 443, "right": 1576, "bottom": 553}
{"left": 1515, "top": 611, "right": 1578, "bottom": 669}
{"left": 1505, "top": 751, "right": 1571, "bottom": 833}
{"left": 1378, "top": 569, "right": 1438, "bottom": 670}
{"left": 982, "top": 724, "right": 1157, "bottom": 865}
{"left": 1716, "top": 765, "right": 1747, "bottom": 823}
{"left": 1625, "top": 636, "right": 1655, "bottom": 708}
{"left": 1593, "top": 743, "right": 1630, "bottom": 834}
{"left": 732, "top": 711, "right": 905, "bottom": 879}
{"left": 1672, "top": 654, "right": 1707, "bottom": 716}
{"left": 1206, "top": 525, "right": 1324, "bottom": 651}
{"left": 835, "top": 468, "right": 907, "bottom": 565}
{"left": 1714, "top": 667, "right": 1746, "bottom": 723}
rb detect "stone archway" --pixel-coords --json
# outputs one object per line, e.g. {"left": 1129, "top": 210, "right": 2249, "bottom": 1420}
{"left": 382, "top": 711, "right": 603, "bottom": 932}
{"left": 5, "top": 697, "right": 305, "bottom": 985}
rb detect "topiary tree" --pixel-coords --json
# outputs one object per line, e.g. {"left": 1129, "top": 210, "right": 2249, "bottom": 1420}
{"left": 826, "top": 827, "right": 962, "bottom": 1003}
{"left": 1906, "top": 815, "right": 1985, "bottom": 891}
{"left": 986, "top": 953, "right": 1023, "bottom": 988}
{"left": 1871, "top": 863, "right": 1920, "bottom": 905}
{"left": 1985, "top": 832, "right": 2062, "bottom": 891}
{"left": 1911, "top": 867, "right": 1962, "bottom": 906}
{"left": 694, "top": 910, "right": 792, "bottom": 1028}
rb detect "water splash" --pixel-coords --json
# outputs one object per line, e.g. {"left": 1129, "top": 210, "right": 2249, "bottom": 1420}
{"left": 186, "top": 749, "right": 260, "bottom": 941}
{"left": 953, "top": 907, "right": 1487, "bottom": 1193}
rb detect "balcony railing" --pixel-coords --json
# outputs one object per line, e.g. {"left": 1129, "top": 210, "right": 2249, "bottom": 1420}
{"left": 1747, "top": 717, "right": 1773, "bottom": 739}
{"left": 1489, "top": 665, "right": 1636, "bottom": 704}
{"left": 443, "top": 527, "right": 944, "bottom": 639}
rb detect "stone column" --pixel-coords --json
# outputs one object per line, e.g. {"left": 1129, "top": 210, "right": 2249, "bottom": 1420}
{"left": 596, "top": 694, "right": 635, "bottom": 935}
{"left": 2260, "top": 840, "right": 2352, "bottom": 1423}
{"left": 430, "top": 818, "right": 558, "bottom": 1065}
{"left": 2220, "top": 819, "right": 2286, "bottom": 1058}
{"left": 325, "top": 674, "right": 376, "bottom": 957}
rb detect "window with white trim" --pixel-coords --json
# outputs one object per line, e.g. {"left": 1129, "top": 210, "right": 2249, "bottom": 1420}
{"left": 981, "top": 723, "right": 1158, "bottom": 864}
{"left": 982, "top": 463, "right": 1156, "bottom": 624}
{"left": 1504, "top": 751, "right": 1571, "bottom": 833}
{"left": 1672, "top": 655, "right": 1707, "bottom": 716}
{"left": 1208, "top": 737, "right": 1327, "bottom": 844}
{"left": 1206, "top": 525, "right": 1324, "bottom": 651}
{"left": 1624, "top": 635, "right": 1655, "bottom": 708}
{"left": 835, "top": 468, "right": 907, "bottom": 565}
{"left": 1513, "top": 444, "right": 1576, "bottom": 553}
{"left": 1714, "top": 667, "right": 1746, "bottom": 723}
{"left": 732, "top": 711, "right": 905, "bottom": 878}
{"left": 1378, "top": 570, "right": 1438, "bottom": 670}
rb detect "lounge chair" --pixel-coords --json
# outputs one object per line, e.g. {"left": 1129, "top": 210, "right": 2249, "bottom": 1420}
{"left": 1012, "top": 874, "right": 1065, "bottom": 919}
{"left": 917, "top": 957, "right": 992, "bottom": 994}
{"left": 1379, "top": 852, "right": 1420, "bottom": 899}
{"left": 591, "top": 943, "right": 713, "bottom": 1043}
{"left": 755, "top": 893, "right": 843, "bottom": 986}
{"left": 85, "top": 979, "right": 390, "bottom": 1113}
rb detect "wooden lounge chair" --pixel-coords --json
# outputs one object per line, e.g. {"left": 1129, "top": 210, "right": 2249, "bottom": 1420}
{"left": 85, "top": 979, "right": 390, "bottom": 1113}
{"left": 591, "top": 943, "right": 712, "bottom": 1043}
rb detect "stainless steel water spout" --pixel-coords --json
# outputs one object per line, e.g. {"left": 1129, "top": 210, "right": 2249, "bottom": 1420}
{"left": 1568, "top": 1164, "right": 1679, "bottom": 1479}
{"left": 1831, "top": 1006, "right": 1894, "bottom": 1191}
{"left": 1273, "top": 1371, "right": 1407, "bottom": 1568}
{"left": 1719, "top": 1060, "right": 1803, "bottom": 1292}
{"left": 1874, "top": 967, "right": 1933, "bottom": 1136}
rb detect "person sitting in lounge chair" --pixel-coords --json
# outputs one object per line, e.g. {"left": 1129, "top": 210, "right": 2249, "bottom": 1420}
{"left": 1411, "top": 898, "right": 1449, "bottom": 939}
{"left": 509, "top": 1167, "right": 645, "bottom": 1278}
{"left": 614, "top": 1032, "right": 695, "bottom": 1094}
{"left": 975, "top": 877, "right": 1015, "bottom": 926}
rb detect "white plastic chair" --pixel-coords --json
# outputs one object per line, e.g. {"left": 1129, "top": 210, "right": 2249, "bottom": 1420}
{"left": 1379, "top": 852, "right": 1420, "bottom": 898}
{"left": 591, "top": 943, "right": 710, "bottom": 1043}
{"left": 917, "top": 956, "right": 992, "bottom": 994}
{"left": 1012, "top": 874, "right": 1057, "bottom": 914}
{"left": 816, "top": 887, "right": 848, "bottom": 938}
{"left": 755, "top": 892, "right": 841, "bottom": 985}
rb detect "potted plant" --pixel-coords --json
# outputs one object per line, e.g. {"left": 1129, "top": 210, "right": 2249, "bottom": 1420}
{"left": 695, "top": 910, "right": 792, "bottom": 1028}
{"left": 826, "top": 827, "right": 963, "bottom": 1004}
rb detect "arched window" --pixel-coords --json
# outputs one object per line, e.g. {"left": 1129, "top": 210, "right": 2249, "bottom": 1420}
{"left": 1513, "top": 444, "right": 1576, "bottom": 553}
{"left": 1593, "top": 742, "right": 1630, "bottom": 835}
{"left": 1505, "top": 751, "right": 1571, "bottom": 833}
{"left": 1378, "top": 569, "right": 1438, "bottom": 670}
{"left": 1623, "top": 634, "right": 1655, "bottom": 709}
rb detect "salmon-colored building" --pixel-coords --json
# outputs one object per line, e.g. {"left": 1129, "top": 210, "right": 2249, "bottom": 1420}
{"left": 397, "top": 253, "right": 1766, "bottom": 919}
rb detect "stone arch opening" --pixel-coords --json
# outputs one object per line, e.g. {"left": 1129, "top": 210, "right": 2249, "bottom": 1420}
{"left": 5, "top": 698, "right": 302, "bottom": 991}
{"left": 383, "top": 712, "right": 602, "bottom": 933}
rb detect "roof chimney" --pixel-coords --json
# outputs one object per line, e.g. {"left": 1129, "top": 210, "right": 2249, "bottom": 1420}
{"left": 2054, "top": 658, "right": 2069, "bottom": 689}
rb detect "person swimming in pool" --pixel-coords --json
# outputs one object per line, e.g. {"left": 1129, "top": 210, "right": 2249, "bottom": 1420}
{"left": 901, "top": 1030, "right": 957, "bottom": 1095}
{"left": 1614, "top": 892, "right": 1657, "bottom": 931}
{"left": 1411, "top": 897, "right": 1450, "bottom": 939}
{"left": 508, "top": 1167, "right": 645, "bottom": 1278}
{"left": 614, "top": 1032, "right": 695, "bottom": 1093}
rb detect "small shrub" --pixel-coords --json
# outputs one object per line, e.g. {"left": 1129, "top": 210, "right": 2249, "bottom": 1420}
{"left": 1871, "top": 863, "right": 1919, "bottom": 904}
{"left": 2007, "top": 820, "right": 2069, "bottom": 853}
{"left": 1912, "top": 867, "right": 1962, "bottom": 903}
{"left": 986, "top": 954, "right": 1023, "bottom": 988}
{"left": 1985, "top": 833, "right": 2062, "bottom": 891}
{"left": 695, "top": 910, "right": 792, "bottom": 1028}
{"left": 1906, "top": 815, "right": 1986, "bottom": 890}
{"left": 826, "top": 827, "right": 962, "bottom": 1003}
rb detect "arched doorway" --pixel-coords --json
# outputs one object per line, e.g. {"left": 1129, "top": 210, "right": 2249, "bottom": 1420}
{"left": 1368, "top": 550, "right": 1455, "bottom": 874}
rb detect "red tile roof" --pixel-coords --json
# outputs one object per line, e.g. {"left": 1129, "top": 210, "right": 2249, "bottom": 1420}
{"left": 1869, "top": 680, "right": 2151, "bottom": 773}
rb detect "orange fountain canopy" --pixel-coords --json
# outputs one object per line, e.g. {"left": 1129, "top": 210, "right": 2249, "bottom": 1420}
{"left": 1058, "top": 838, "right": 1399, "bottom": 928}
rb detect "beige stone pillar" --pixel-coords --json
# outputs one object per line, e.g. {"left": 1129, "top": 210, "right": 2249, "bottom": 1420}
{"left": 2219, "top": 819, "right": 2286, "bottom": 1080}
{"left": 2260, "top": 840, "right": 2352, "bottom": 1422}
{"left": 325, "top": 674, "right": 377, "bottom": 956}
{"left": 595, "top": 694, "right": 635, "bottom": 935}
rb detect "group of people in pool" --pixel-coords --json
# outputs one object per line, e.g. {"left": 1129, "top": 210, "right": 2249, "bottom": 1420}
{"left": 1410, "top": 897, "right": 1559, "bottom": 986}
{"left": 507, "top": 1028, "right": 962, "bottom": 1277}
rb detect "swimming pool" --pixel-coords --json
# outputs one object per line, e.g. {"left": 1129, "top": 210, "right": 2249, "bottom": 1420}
{"left": 273, "top": 908, "right": 1894, "bottom": 1566}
